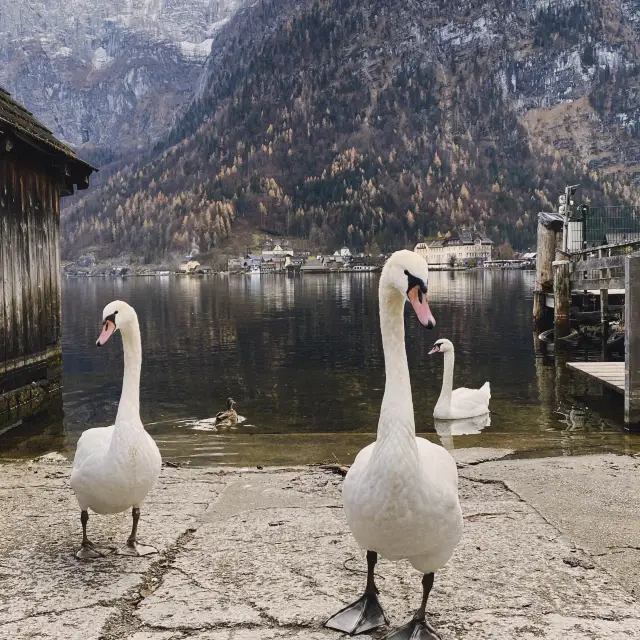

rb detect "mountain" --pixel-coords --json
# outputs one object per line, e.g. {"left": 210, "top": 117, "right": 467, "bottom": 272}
{"left": 60, "top": 0, "right": 640, "bottom": 262}
{"left": 0, "top": 0, "right": 245, "bottom": 165}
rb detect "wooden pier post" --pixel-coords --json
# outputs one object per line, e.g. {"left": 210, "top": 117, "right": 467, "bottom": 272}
{"left": 625, "top": 255, "right": 640, "bottom": 425}
{"left": 553, "top": 260, "right": 571, "bottom": 339}
{"left": 533, "top": 217, "right": 557, "bottom": 330}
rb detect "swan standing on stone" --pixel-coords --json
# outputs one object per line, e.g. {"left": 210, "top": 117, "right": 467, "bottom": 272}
{"left": 429, "top": 339, "right": 490, "bottom": 420}
{"left": 325, "top": 250, "right": 463, "bottom": 639}
{"left": 70, "top": 301, "right": 162, "bottom": 560}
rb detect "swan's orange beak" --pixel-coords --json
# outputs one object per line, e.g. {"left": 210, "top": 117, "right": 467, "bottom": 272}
{"left": 96, "top": 320, "right": 116, "bottom": 346}
{"left": 408, "top": 286, "right": 435, "bottom": 329}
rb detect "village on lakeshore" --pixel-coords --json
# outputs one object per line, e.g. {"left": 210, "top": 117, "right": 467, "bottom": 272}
{"left": 62, "top": 231, "right": 537, "bottom": 278}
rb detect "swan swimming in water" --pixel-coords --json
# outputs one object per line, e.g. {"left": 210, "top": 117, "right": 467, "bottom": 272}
{"left": 325, "top": 250, "right": 463, "bottom": 639}
{"left": 429, "top": 338, "right": 490, "bottom": 420}
{"left": 70, "top": 301, "right": 162, "bottom": 559}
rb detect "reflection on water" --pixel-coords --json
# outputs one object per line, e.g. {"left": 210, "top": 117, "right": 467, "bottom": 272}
{"left": 2, "top": 270, "right": 640, "bottom": 465}
{"left": 435, "top": 413, "right": 491, "bottom": 451}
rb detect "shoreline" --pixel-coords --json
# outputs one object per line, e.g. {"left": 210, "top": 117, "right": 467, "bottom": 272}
{"left": 2, "top": 449, "right": 639, "bottom": 639}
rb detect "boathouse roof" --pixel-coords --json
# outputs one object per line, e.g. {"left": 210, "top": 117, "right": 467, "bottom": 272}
{"left": 0, "top": 85, "right": 96, "bottom": 194}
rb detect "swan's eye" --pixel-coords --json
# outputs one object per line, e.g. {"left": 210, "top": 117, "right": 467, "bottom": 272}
{"left": 104, "top": 312, "right": 117, "bottom": 327}
{"left": 404, "top": 270, "right": 427, "bottom": 298}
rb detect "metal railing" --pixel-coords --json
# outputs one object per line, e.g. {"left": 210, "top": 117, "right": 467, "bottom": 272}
{"left": 579, "top": 205, "right": 640, "bottom": 250}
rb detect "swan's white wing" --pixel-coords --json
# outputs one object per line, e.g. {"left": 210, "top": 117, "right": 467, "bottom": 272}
{"left": 416, "top": 437, "right": 459, "bottom": 489}
{"left": 72, "top": 425, "right": 114, "bottom": 472}
{"left": 450, "top": 383, "right": 490, "bottom": 414}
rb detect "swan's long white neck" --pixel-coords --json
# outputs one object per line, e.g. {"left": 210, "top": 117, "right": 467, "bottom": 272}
{"left": 377, "top": 280, "right": 416, "bottom": 443}
{"left": 437, "top": 348, "right": 455, "bottom": 409}
{"left": 115, "top": 317, "right": 142, "bottom": 427}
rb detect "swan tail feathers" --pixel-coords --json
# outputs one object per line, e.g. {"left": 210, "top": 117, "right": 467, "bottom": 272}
{"left": 325, "top": 593, "right": 389, "bottom": 635}
{"left": 481, "top": 381, "right": 491, "bottom": 400}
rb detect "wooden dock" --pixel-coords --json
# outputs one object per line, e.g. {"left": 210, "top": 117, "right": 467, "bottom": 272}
{"left": 567, "top": 362, "right": 624, "bottom": 394}
{"left": 565, "top": 254, "right": 640, "bottom": 425}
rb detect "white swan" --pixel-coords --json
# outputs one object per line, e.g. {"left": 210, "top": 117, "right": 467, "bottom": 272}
{"left": 325, "top": 250, "right": 463, "bottom": 639}
{"left": 429, "top": 339, "right": 490, "bottom": 420}
{"left": 70, "top": 301, "right": 162, "bottom": 560}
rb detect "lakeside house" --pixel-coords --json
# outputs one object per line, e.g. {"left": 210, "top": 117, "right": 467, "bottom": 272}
{"left": 333, "top": 246, "right": 352, "bottom": 259}
{"left": 179, "top": 257, "right": 201, "bottom": 273}
{"left": 262, "top": 239, "right": 294, "bottom": 257}
{"left": 243, "top": 254, "right": 263, "bottom": 271}
{"left": 228, "top": 257, "right": 244, "bottom": 272}
{"left": 416, "top": 231, "right": 494, "bottom": 265}
{"left": 301, "top": 257, "right": 331, "bottom": 273}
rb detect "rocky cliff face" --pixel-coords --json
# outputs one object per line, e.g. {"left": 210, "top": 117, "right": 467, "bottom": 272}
{"left": 58, "top": 0, "right": 640, "bottom": 261}
{"left": 0, "top": 0, "right": 244, "bottom": 163}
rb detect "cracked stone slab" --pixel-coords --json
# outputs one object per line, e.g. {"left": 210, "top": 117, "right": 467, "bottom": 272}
{"left": 0, "top": 605, "right": 116, "bottom": 640}
{"left": 137, "top": 469, "right": 640, "bottom": 639}
{"left": 3, "top": 458, "right": 640, "bottom": 639}
{"left": 463, "top": 454, "right": 640, "bottom": 596}
{"left": 0, "top": 462, "right": 219, "bottom": 626}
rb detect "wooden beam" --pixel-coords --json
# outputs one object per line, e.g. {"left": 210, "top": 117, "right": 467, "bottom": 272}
{"left": 570, "top": 254, "right": 628, "bottom": 272}
{"left": 572, "top": 239, "right": 640, "bottom": 257}
{"left": 534, "top": 219, "right": 556, "bottom": 330}
{"left": 625, "top": 255, "right": 640, "bottom": 424}
{"left": 553, "top": 260, "right": 571, "bottom": 338}
{"left": 536, "top": 221, "right": 556, "bottom": 291}
{"left": 570, "top": 277, "right": 625, "bottom": 291}
{"left": 554, "top": 230, "right": 563, "bottom": 262}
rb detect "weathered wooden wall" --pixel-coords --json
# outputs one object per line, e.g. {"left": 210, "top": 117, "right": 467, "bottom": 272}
{"left": 0, "top": 148, "right": 63, "bottom": 420}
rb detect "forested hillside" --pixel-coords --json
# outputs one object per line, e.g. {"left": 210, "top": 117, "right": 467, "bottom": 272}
{"left": 61, "top": 0, "right": 640, "bottom": 261}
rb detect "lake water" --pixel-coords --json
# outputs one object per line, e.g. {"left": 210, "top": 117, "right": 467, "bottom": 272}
{"left": 3, "top": 271, "right": 640, "bottom": 465}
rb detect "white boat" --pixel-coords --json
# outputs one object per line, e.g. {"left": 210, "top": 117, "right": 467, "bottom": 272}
{"left": 346, "top": 264, "right": 380, "bottom": 272}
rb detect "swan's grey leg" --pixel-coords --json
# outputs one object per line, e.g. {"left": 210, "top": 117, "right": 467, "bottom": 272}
{"left": 414, "top": 573, "right": 435, "bottom": 621}
{"left": 382, "top": 573, "right": 441, "bottom": 640}
{"left": 116, "top": 507, "right": 158, "bottom": 557}
{"left": 365, "top": 550, "right": 379, "bottom": 594}
{"left": 75, "top": 510, "right": 113, "bottom": 560}
{"left": 324, "top": 550, "right": 389, "bottom": 635}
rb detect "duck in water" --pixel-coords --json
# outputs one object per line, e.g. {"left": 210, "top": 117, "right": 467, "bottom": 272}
{"left": 216, "top": 397, "right": 238, "bottom": 426}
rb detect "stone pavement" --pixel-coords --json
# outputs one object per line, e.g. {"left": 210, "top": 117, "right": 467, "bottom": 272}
{"left": 1, "top": 449, "right": 639, "bottom": 639}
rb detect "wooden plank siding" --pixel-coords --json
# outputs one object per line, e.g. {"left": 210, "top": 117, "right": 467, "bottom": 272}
{"left": 0, "top": 85, "right": 95, "bottom": 425}
{"left": 0, "top": 150, "right": 64, "bottom": 410}
{"left": 569, "top": 243, "right": 640, "bottom": 292}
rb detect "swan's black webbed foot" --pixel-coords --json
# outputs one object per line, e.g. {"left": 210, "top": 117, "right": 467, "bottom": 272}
{"left": 115, "top": 507, "right": 158, "bottom": 557}
{"left": 382, "top": 618, "right": 441, "bottom": 640}
{"left": 383, "top": 573, "right": 441, "bottom": 639}
{"left": 75, "top": 540, "right": 114, "bottom": 560}
{"left": 325, "top": 550, "right": 389, "bottom": 635}
{"left": 325, "top": 592, "right": 388, "bottom": 635}
{"left": 75, "top": 510, "right": 114, "bottom": 559}
{"left": 115, "top": 541, "right": 158, "bottom": 557}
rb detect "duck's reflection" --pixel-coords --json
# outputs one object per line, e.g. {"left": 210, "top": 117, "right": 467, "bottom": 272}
{"left": 434, "top": 413, "right": 491, "bottom": 450}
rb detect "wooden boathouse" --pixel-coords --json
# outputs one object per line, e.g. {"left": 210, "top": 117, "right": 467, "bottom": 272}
{"left": 0, "top": 87, "right": 95, "bottom": 427}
